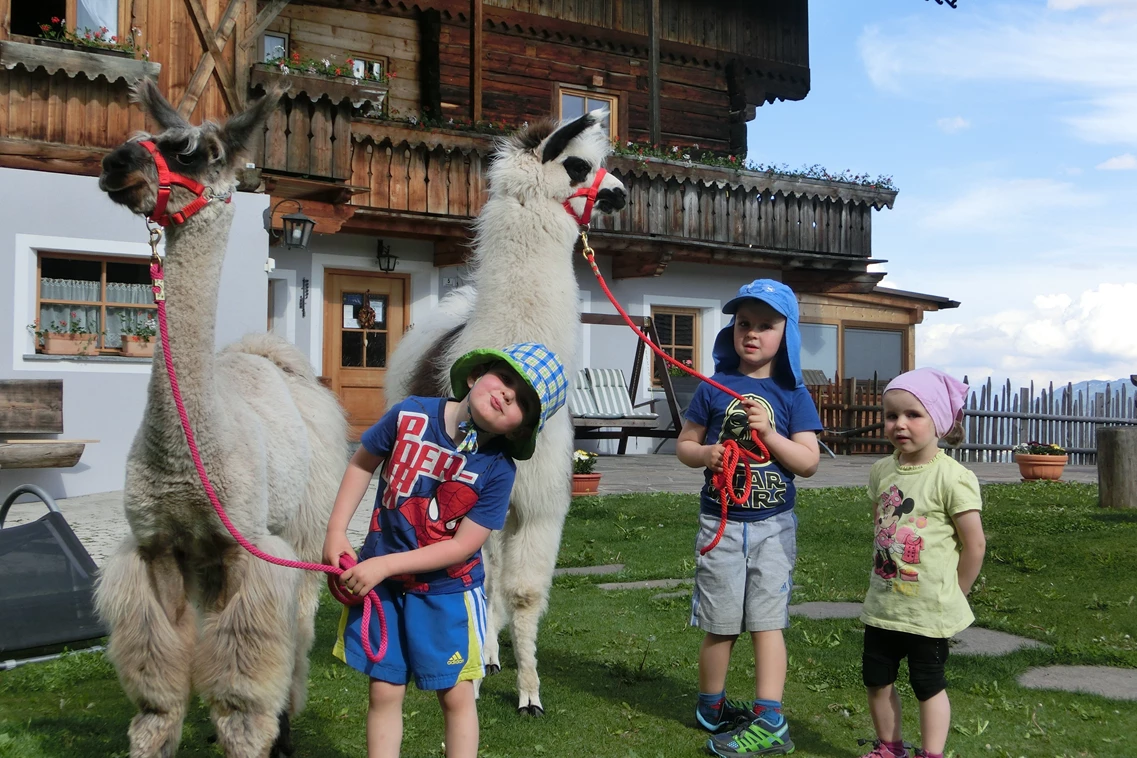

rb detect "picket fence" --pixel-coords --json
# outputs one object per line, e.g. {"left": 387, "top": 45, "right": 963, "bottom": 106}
{"left": 807, "top": 376, "right": 1137, "bottom": 465}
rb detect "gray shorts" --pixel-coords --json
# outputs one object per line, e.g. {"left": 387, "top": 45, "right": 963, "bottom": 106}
{"left": 689, "top": 510, "right": 797, "bottom": 635}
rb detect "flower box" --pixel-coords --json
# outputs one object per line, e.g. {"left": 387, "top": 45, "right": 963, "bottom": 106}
{"left": 32, "top": 38, "right": 132, "bottom": 57}
{"left": 42, "top": 333, "right": 98, "bottom": 356}
{"left": 0, "top": 39, "right": 159, "bottom": 86}
{"left": 250, "top": 64, "right": 388, "bottom": 110}
{"left": 120, "top": 335, "right": 154, "bottom": 358}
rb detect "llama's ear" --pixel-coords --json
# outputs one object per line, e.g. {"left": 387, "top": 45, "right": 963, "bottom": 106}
{"left": 541, "top": 112, "right": 597, "bottom": 163}
{"left": 130, "top": 77, "right": 188, "bottom": 131}
{"left": 220, "top": 86, "right": 283, "bottom": 163}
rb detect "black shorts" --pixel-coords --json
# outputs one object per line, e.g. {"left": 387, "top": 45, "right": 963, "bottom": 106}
{"left": 862, "top": 624, "right": 949, "bottom": 702}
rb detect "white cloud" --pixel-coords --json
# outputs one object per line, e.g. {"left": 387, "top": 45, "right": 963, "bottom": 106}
{"left": 936, "top": 116, "right": 970, "bottom": 134}
{"left": 858, "top": 6, "right": 1137, "bottom": 145}
{"left": 918, "top": 282, "right": 1137, "bottom": 385}
{"left": 919, "top": 178, "right": 1099, "bottom": 232}
{"left": 1096, "top": 153, "right": 1137, "bottom": 170}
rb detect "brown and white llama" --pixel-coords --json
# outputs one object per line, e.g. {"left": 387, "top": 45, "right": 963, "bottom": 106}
{"left": 385, "top": 112, "right": 627, "bottom": 715}
{"left": 93, "top": 80, "right": 348, "bottom": 757}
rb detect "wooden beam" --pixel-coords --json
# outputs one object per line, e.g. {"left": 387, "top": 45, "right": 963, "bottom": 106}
{"left": 267, "top": 198, "right": 356, "bottom": 235}
{"left": 0, "top": 137, "right": 107, "bottom": 176}
{"left": 648, "top": 0, "right": 660, "bottom": 145}
{"left": 470, "top": 0, "right": 483, "bottom": 121}
{"left": 0, "top": 441, "right": 86, "bottom": 469}
{"left": 240, "top": 0, "right": 291, "bottom": 50}
{"left": 179, "top": 0, "right": 244, "bottom": 117}
{"left": 434, "top": 239, "right": 474, "bottom": 267}
{"left": 612, "top": 250, "right": 672, "bottom": 280}
{"left": 342, "top": 209, "right": 474, "bottom": 241}
{"left": 0, "top": 380, "right": 63, "bottom": 433}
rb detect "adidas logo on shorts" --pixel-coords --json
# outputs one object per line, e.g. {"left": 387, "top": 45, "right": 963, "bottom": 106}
{"left": 447, "top": 651, "right": 464, "bottom": 665}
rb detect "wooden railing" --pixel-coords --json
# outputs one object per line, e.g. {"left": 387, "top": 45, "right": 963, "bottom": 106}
{"left": 345, "top": 123, "right": 894, "bottom": 261}
{"left": 808, "top": 376, "right": 1137, "bottom": 465}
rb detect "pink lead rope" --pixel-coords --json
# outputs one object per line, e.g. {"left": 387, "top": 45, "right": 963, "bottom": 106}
{"left": 148, "top": 243, "right": 387, "bottom": 663}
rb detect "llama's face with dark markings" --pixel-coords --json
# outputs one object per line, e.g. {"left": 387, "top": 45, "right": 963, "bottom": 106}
{"left": 489, "top": 111, "right": 627, "bottom": 218}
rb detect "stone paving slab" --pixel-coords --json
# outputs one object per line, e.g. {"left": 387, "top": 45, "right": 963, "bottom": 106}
{"left": 951, "top": 627, "right": 1049, "bottom": 656}
{"left": 1019, "top": 665, "right": 1137, "bottom": 701}
{"left": 789, "top": 601, "right": 863, "bottom": 620}
{"left": 553, "top": 563, "right": 624, "bottom": 577}
{"left": 597, "top": 578, "right": 693, "bottom": 591}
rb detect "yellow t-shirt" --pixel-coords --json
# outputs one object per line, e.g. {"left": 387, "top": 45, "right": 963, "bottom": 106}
{"left": 860, "top": 451, "right": 983, "bottom": 638}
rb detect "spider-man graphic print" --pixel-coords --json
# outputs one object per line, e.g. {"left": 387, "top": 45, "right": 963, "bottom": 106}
{"left": 359, "top": 397, "right": 515, "bottom": 594}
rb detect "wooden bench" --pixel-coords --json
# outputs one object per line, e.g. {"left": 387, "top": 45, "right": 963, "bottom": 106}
{"left": 0, "top": 380, "right": 91, "bottom": 473}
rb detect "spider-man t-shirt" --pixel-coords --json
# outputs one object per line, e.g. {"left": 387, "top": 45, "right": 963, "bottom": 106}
{"left": 359, "top": 396, "right": 515, "bottom": 595}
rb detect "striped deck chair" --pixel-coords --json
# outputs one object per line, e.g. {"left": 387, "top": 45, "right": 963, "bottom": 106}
{"left": 568, "top": 370, "right": 620, "bottom": 419}
{"left": 585, "top": 368, "right": 658, "bottom": 419}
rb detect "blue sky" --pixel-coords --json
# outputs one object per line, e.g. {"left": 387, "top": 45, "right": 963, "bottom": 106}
{"left": 746, "top": 0, "right": 1137, "bottom": 387}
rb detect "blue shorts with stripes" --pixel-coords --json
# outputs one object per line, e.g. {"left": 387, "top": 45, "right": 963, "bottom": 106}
{"left": 333, "top": 582, "right": 487, "bottom": 690}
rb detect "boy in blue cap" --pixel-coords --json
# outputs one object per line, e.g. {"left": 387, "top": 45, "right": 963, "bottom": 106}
{"left": 676, "top": 279, "right": 822, "bottom": 757}
{"left": 324, "top": 342, "right": 567, "bottom": 758}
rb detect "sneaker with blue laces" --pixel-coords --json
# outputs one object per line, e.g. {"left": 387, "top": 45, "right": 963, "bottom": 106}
{"left": 696, "top": 697, "right": 756, "bottom": 733}
{"left": 706, "top": 710, "right": 794, "bottom": 756}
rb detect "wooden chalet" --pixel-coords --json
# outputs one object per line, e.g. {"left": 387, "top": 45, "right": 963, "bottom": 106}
{"left": 1, "top": 0, "right": 945, "bottom": 476}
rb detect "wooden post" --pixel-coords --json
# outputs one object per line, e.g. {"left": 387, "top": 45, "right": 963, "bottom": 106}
{"left": 1098, "top": 427, "right": 1137, "bottom": 508}
{"left": 470, "top": 0, "right": 483, "bottom": 122}
{"left": 648, "top": 0, "right": 660, "bottom": 146}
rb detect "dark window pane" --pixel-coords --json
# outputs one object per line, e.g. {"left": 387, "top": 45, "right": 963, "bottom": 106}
{"left": 674, "top": 348, "right": 694, "bottom": 366}
{"left": 561, "top": 94, "right": 585, "bottom": 120}
{"left": 843, "top": 328, "right": 902, "bottom": 382}
{"left": 367, "top": 294, "right": 389, "bottom": 328}
{"left": 365, "top": 332, "right": 387, "bottom": 368}
{"left": 674, "top": 315, "right": 694, "bottom": 347}
{"left": 39, "top": 258, "right": 101, "bottom": 302}
{"left": 655, "top": 313, "right": 673, "bottom": 346}
{"left": 342, "top": 292, "right": 364, "bottom": 329}
{"left": 341, "top": 332, "right": 363, "bottom": 367}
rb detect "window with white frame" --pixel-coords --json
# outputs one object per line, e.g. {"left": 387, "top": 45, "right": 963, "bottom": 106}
{"left": 262, "top": 32, "right": 289, "bottom": 63}
{"left": 350, "top": 54, "right": 388, "bottom": 83}
{"left": 35, "top": 253, "right": 156, "bottom": 353}
{"left": 651, "top": 306, "right": 699, "bottom": 386}
{"left": 556, "top": 86, "right": 617, "bottom": 139}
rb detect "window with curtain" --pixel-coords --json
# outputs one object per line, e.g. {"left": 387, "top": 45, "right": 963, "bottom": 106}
{"left": 76, "top": 0, "right": 118, "bottom": 37}
{"left": 843, "top": 327, "right": 903, "bottom": 382}
{"left": 651, "top": 307, "right": 699, "bottom": 386}
{"left": 557, "top": 87, "right": 617, "bottom": 139}
{"left": 800, "top": 323, "right": 838, "bottom": 382}
{"left": 37, "top": 254, "right": 155, "bottom": 352}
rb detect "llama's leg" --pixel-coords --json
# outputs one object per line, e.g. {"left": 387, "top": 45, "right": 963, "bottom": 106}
{"left": 480, "top": 529, "right": 510, "bottom": 677}
{"left": 95, "top": 536, "right": 197, "bottom": 758}
{"left": 195, "top": 537, "right": 301, "bottom": 758}
{"left": 287, "top": 573, "right": 321, "bottom": 717}
{"left": 504, "top": 428, "right": 572, "bottom": 716}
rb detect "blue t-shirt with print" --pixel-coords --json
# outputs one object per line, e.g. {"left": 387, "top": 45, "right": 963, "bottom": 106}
{"left": 684, "top": 372, "right": 822, "bottom": 522}
{"left": 359, "top": 396, "right": 515, "bottom": 594}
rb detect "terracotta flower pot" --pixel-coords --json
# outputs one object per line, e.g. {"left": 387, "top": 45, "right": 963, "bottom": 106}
{"left": 1015, "top": 453, "right": 1068, "bottom": 481}
{"left": 571, "top": 472, "right": 601, "bottom": 497}
{"left": 42, "top": 332, "right": 98, "bottom": 356}
{"left": 120, "top": 335, "right": 155, "bottom": 357}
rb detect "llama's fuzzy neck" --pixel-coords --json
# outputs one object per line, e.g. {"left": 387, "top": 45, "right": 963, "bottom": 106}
{"left": 465, "top": 197, "right": 581, "bottom": 359}
{"left": 142, "top": 202, "right": 232, "bottom": 438}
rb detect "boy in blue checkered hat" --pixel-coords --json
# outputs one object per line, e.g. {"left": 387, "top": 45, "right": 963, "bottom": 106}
{"left": 323, "top": 342, "right": 567, "bottom": 758}
{"left": 677, "top": 279, "right": 822, "bottom": 757}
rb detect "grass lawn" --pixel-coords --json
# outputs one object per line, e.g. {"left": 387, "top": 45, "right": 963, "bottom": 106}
{"left": 1, "top": 482, "right": 1135, "bottom": 757}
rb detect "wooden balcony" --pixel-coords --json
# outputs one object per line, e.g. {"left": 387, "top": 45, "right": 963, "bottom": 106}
{"left": 341, "top": 123, "right": 894, "bottom": 290}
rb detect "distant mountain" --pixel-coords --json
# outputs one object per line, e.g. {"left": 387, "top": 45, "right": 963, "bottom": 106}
{"left": 1061, "top": 378, "right": 1134, "bottom": 399}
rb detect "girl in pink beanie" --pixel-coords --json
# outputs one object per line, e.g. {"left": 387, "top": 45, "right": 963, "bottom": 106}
{"left": 857, "top": 368, "right": 987, "bottom": 758}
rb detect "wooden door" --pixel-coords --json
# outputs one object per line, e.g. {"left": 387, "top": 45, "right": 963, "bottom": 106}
{"left": 323, "top": 270, "right": 407, "bottom": 440}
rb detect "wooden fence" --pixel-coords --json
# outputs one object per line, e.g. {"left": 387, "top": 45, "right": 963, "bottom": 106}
{"left": 808, "top": 376, "right": 1137, "bottom": 465}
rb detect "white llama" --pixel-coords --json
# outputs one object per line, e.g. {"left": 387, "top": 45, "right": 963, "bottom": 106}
{"left": 385, "top": 112, "right": 627, "bottom": 715}
{"left": 94, "top": 80, "right": 348, "bottom": 757}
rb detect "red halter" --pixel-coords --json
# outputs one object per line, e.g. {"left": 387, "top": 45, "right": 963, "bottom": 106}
{"left": 137, "top": 140, "right": 230, "bottom": 227}
{"left": 563, "top": 167, "right": 609, "bottom": 226}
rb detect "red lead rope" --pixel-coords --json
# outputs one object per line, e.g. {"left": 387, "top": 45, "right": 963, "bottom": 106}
{"left": 578, "top": 231, "right": 771, "bottom": 555}
{"left": 147, "top": 240, "right": 387, "bottom": 663}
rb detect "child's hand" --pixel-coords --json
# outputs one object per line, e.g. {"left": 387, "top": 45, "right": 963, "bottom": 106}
{"left": 322, "top": 531, "right": 356, "bottom": 569}
{"left": 704, "top": 443, "right": 725, "bottom": 473}
{"left": 340, "top": 556, "right": 391, "bottom": 598}
{"left": 743, "top": 399, "right": 773, "bottom": 439}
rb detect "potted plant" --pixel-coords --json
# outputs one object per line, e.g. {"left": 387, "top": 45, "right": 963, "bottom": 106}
{"left": 666, "top": 359, "right": 701, "bottom": 408}
{"left": 119, "top": 314, "right": 157, "bottom": 357}
{"left": 571, "top": 449, "right": 601, "bottom": 497}
{"left": 1013, "top": 441, "right": 1068, "bottom": 481}
{"left": 27, "top": 315, "right": 100, "bottom": 356}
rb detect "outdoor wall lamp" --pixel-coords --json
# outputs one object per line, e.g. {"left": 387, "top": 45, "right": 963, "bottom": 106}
{"left": 263, "top": 199, "right": 316, "bottom": 250}
{"left": 376, "top": 239, "right": 399, "bottom": 273}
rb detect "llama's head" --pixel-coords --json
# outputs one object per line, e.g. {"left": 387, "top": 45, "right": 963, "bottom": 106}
{"left": 99, "top": 78, "right": 280, "bottom": 219}
{"left": 489, "top": 111, "right": 626, "bottom": 222}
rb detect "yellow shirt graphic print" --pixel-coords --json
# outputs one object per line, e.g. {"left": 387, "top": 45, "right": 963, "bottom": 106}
{"left": 718, "top": 394, "right": 786, "bottom": 510}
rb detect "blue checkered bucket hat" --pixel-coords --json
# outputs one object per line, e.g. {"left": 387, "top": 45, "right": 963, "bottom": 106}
{"left": 449, "top": 342, "right": 568, "bottom": 460}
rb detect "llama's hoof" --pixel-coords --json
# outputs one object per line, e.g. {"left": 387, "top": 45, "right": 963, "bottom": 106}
{"left": 269, "top": 712, "right": 295, "bottom": 757}
{"left": 517, "top": 703, "right": 545, "bottom": 717}
{"left": 485, "top": 663, "right": 501, "bottom": 676}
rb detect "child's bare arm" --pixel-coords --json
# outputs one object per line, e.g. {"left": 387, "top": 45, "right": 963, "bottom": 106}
{"left": 340, "top": 518, "right": 492, "bottom": 597}
{"left": 677, "top": 420, "right": 723, "bottom": 472}
{"left": 323, "top": 446, "right": 384, "bottom": 566}
{"left": 953, "top": 510, "right": 986, "bottom": 595}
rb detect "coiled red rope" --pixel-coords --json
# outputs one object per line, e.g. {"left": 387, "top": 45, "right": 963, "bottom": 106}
{"left": 578, "top": 231, "right": 770, "bottom": 554}
{"left": 148, "top": 244, "right": 386, "bottom": 663}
